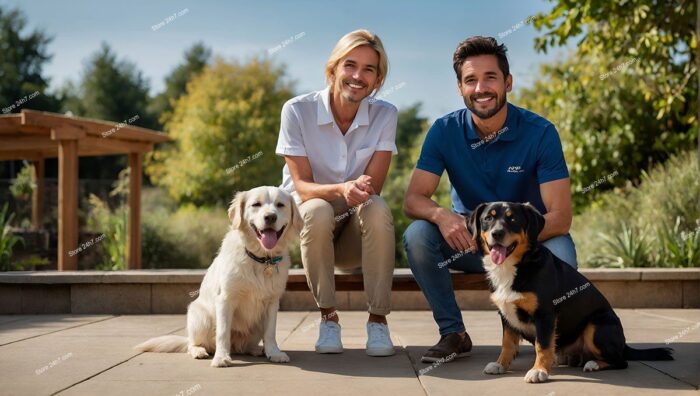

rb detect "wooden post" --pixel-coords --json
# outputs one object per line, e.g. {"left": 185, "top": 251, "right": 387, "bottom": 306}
{"left": 127, "top": 152, "right": 142, "bottom": 270}
{"left": 58, "top": 140, "right": 78, "bottom": 271}
{"left": 31, "top": 157, "right": 44, "bottom": 230}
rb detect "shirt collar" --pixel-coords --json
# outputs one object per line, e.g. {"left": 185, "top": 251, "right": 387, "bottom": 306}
{"left": 466, "top": 102, "right": 518, "bottom": 142}
{"left": 317, "top": 86, "right": 370, "bottom": 128}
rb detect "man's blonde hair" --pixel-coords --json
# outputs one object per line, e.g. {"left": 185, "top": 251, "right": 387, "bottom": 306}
{"left": 325, "top": 29, "right": 389, "bottom": 95}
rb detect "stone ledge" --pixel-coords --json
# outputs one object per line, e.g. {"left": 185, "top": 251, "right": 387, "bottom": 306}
{"left": 639, "top": 268, "right": 700, "bottom": 281}
{"left": 580, "top": 268, "right": 641, "bottom": 281}
{"left": 1, "top": 268, "right": 697, "bottom": 284}
{"left": 0, "top": 270, "right": 207, "bottom": 284}
{"left": 1, "top": 269, "right": 698, "bottom": 314}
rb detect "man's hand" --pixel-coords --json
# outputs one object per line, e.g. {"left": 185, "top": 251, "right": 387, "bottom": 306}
{"left": 342, "top": 175, "right": 375, "bottom": 207}
{"left": 404, "top": 169, "right": 476, "bottom": 253}
{"left": 436, "top": 210, "right": 477, "bottom": 253}
{"left": 355, "top": 175, "right": 375, "bottom": 194}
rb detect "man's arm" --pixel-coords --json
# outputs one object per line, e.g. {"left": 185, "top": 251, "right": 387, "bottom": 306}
{"left": 284, "top": 155, "right": 344, "bottom": 202}
{"left": 362, "top": 151, "right": 392, "bottom": 194}
{"left": 538, "top": 178, "right": 573, "bottom": 241}
{"left": 284, "top": 152, "right": 390, "bottom": 206}
{"left": 403, "top": 169, "right": 444, "bottom": 222}
{"left": 403, "top": 168, "right": 477, "bottom": 252}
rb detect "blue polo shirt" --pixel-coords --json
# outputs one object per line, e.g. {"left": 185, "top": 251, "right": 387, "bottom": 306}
{"left": 416, "top": 102, "right": 569, "bottom": 215}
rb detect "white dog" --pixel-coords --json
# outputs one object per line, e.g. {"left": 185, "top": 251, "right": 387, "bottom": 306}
{"left": 135, "top": 186, "right": 303, "bottom": 367}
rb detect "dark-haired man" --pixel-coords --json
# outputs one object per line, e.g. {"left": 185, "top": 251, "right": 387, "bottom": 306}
{"left": 402, "top": 36, "right": 576, "bottom": 363}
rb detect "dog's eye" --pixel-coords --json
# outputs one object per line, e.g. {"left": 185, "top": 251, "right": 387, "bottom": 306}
{"left": 251, "top": 202, "right": 262, "bottom": 207}
{"left": 276, "top": 203, "right": 285, "bottom": 208}
{"left": 484, "top": 216, "right": 494, "bottom": 222}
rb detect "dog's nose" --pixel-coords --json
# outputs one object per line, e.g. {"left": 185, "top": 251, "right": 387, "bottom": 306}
{"left": 491, "top": 228, "right": 505, "bottom": 241}
{"left": 264, "top": 213, "right": 277, "bottom": 225}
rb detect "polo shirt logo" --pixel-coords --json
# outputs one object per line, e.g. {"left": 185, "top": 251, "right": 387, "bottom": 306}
{"left": 507, "top": 165, "right": 524, "bottom": 173}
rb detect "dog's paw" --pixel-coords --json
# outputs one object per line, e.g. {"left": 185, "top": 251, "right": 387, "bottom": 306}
{"left": 483, "top": 362, "right": 506, "bottom": 375}
{"left": 583, "top": 360, "right": 600, "bottom": 372}
{"left": 524, "top": 368, "right": 549, "bottom": 383}
{"left": 266, "top": 351, "right": 290, "bottom": 363}
{"left": 211, "top": 355, "right": 235, "bottom": 368}
{"left": 188, "top": 346, "right": 209, "bottom": 359}
{"left": 247, "top": 345, "right": 265, "bottom": 357}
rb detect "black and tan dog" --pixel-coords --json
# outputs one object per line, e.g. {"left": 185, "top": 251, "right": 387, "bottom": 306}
{"left": 467, "top": 201, "right": 673, "bottom": 383}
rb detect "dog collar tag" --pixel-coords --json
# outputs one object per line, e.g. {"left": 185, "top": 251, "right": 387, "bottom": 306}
{"left": 264, "top": 265, "right": 274, "bottom": 277}
{"left": 271, "top": 256, "right": 283, "bottom": 264}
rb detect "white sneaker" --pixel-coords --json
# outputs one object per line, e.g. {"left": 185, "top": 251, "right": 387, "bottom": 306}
{"left": 315, "top": 321, "right": 343, "bottom": 354}
{"left": 366, "top": 322, "right": 395, "bottom": 357}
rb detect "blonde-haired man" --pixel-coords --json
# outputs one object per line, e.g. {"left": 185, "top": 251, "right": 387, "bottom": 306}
{"left": 276, "top": 29, "right": 397, "bottom": 356}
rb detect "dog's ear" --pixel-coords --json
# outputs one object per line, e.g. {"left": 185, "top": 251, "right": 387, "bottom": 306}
{"left": 467, "top": 203, "right": 487, "bottom": 254}
{"left": 228, "top": 191, "right": 246, "bottom": 229}
{"left": 288, "top": 194, "right": 304, "bottom": 235}
{"left": 522, "top": 202, "right": 544, "bottom": 244}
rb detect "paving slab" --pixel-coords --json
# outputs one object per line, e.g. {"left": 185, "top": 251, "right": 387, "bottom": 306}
{"left": 0, "top": 315, "right": 33, "bottom": 325}
{"left": 628, "top": 309, "right": 700, "bottom": 389}
{"left": 0, "top": 310, "right": 696, "bottom": 396}
{"left": 0, "top": 314, "right": 113, "bottom": 345}
{"left": 0, "top": 315, "right": 183, "bottom": 395}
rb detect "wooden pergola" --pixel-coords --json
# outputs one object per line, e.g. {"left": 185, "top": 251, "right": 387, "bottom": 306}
{"left": 0, "top": 109, "right": 170, "bottom": 270}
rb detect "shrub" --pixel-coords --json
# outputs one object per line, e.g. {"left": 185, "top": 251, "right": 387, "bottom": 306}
{"left": 141, "top": 188, "right": 230, "bottom": 269}
{"left": 572, "top": 150, "right": 699, "bottom": 267}
{"left": 85, "top": 170, "right": 129, "bottom": 270}
{"left": 9, "top": 162, "right": 35, "bottom": 200}
{"left": 656, "top": 217, "right": 700, "bottom": 268}
{"left": 86, "top": 193, "right": 127, "bottom": 270}
{"left": 0, "top": 204, "right": 24, "bottom": 271}
{"left": 588, "top": 222, "right": 654, "bottom": 268}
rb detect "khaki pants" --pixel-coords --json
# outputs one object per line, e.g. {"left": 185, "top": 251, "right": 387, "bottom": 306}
{"left": 298, "top": 195, "right": 394, "bottom": 315}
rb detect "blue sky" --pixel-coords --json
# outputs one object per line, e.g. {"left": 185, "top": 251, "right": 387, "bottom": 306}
{"left": 3, "top": 0, "right": 575, "bottom": 121}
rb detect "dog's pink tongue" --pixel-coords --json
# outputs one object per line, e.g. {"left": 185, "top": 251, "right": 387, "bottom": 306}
{"left": 260, "top": 229, "right": 278, "bottom": 250}
{"left": 490, "top": 245, "right": 507, "bottom": 265}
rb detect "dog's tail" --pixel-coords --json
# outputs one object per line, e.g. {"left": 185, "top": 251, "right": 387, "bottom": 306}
{"left": 134, "top": 335, "right": 188, "bottom": 353}
{"left": 624, "top": 345, "right": 674, "bottom": 361}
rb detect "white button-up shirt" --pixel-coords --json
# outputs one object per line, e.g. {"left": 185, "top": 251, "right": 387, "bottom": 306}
{"left": 276, "top": 87, "right": 398, "bottom": 203}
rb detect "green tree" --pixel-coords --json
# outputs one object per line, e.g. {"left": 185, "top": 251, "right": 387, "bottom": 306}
{"left": 394, "top": 103, "right": 427, "bottom": 170}
{"left": 532, "top": 0, "right": 696, "bottom": 123}
{"left": 0, "top": 7, "right": 61, "bottom": 113}
{"left": 60, "top": 43, "right": 158, "bottom": 179}
{"left": 147, "top": 58, "right": 294, "bottom": 206}
{"left": 513, "top": 52, "right": 692, "bottom": 210}
{"left": 516, "top": 0, "right": 697, "bottom": 210}
{"left": 64, "top": 43, "right": 156, "bottom": 129}
{"left": 149, "top": 42, "right": 211, "bottom": 128}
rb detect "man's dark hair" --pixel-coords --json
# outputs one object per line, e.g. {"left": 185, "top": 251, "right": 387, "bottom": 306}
{"left": 453, "top": 36, "right": 510, "bottom": 81}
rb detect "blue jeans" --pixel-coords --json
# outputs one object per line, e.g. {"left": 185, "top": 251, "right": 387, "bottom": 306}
{"left": 403, "top": 219, "right": 578, "bottom": 336}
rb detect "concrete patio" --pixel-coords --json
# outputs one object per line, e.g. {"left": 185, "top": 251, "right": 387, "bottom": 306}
{"left": 1, "top": 309, "right": 698, "bottom": 395}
